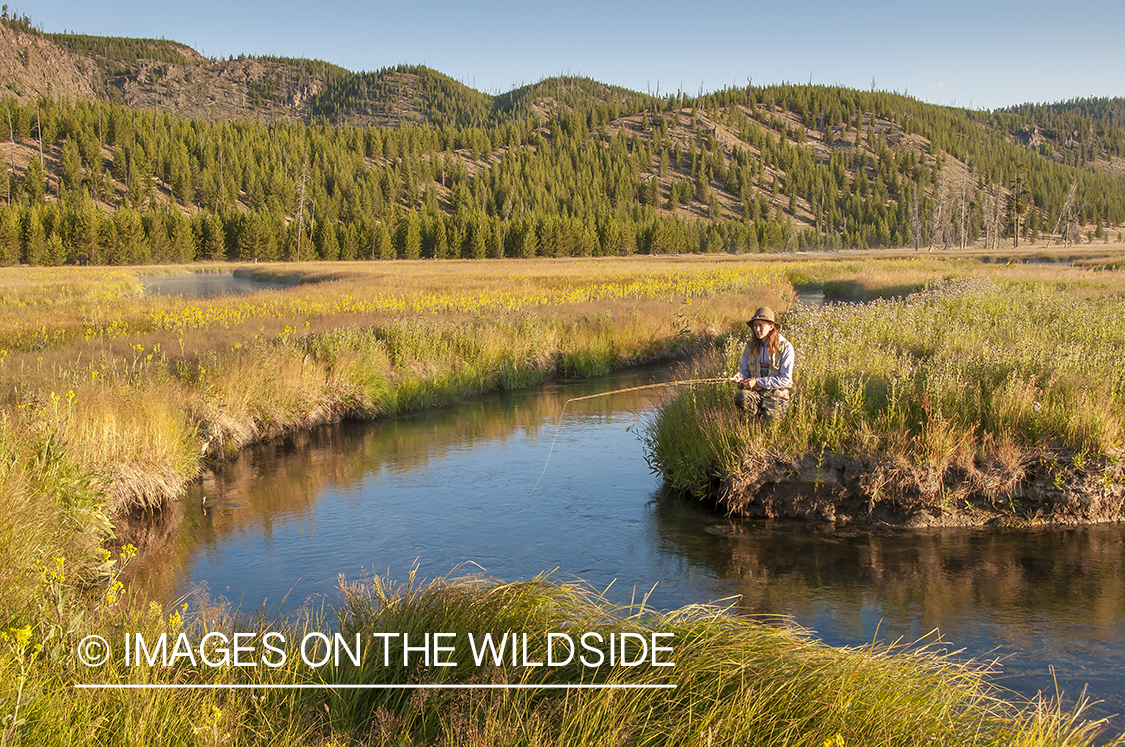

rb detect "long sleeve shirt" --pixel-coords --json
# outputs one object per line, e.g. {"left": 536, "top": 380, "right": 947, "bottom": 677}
{"left": 739, "top": 333, "right": 794, "bottom": 390}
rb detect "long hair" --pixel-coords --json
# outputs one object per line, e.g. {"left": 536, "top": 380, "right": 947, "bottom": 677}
{"left": 748, "top": 323, "right": 781, "bottom": 357}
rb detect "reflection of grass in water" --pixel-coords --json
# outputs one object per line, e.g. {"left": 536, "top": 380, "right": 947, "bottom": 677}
{"left": 648, "top": 502, "right": 1125, "bottom": 643}
{"left": 7, "top": 574, "right": 1114, "bottom": 746}
{"left": 127, "top": 363, "right": 684, "bottom": 605}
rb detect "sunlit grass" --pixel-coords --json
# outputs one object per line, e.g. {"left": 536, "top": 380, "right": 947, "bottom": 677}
{"left": 4, "top": 573, "right": 1117, "bottom": 746}
{"left": 0, "top": 256, "right": 793, "bottom": 630}
{"left": 645, "top": 271, "right": 1125, "bottom": 522}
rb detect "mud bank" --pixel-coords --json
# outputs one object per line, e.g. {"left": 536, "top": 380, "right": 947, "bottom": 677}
{"left": 700, "top": 449, "right": 1125, "bottom": 527}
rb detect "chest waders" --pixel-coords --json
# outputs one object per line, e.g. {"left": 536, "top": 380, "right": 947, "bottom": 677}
{"left": 735, "top": 347, "right": 791, "bottom": 424}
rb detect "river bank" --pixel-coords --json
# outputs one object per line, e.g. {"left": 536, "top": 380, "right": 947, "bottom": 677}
{"left": 0, "top": 258, "right": 787, "bottom": 627}
{"left": 643, "top": 268, "right": 1125, "bottom": 528}
{"left": 118, "top": 358, "right": 1125, "bottom": 736}
{"left": 692, "top": 447, "right": 1125, "bottom": 526}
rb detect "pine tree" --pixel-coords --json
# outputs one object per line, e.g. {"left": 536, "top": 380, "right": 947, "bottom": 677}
{"left": 237, "top": 213, "right": 261, "bottom": 261}
{"left": 169, "top": 212, "right": 195, "bottom": 263}
{"left": 401, "top": 213, "right": 421, "bottom": 259}
{"left": 197, "top": 212, "right": 226, "bottom": 261}
{"left": 68, "top": 200, "right": 99, "bottom": 264}
{"left": 316, "top": 217, "right": 340, "bottom": 261}
{"left": 433, "top": 217, "right": 449, "bottom": 259}
{"left": 21, "top": 207, "right": 46, "bottom": 265}
{"left": 373, "top": 221, "right": 393, "bottom": 260}
{"left": 488, "top": 221, "right": 504, "bottom": 259}
{"left": 0, "top": 206, "right": 19, "bottom": 265}
{"left": 469, "top": 218, "right": 487, "bottom": 259}
{"left": 516, "top": 222, "right": 538, "bottom": 258}
{"left": 114, "top": 207, "right": 147, "bottom": 265}
{"left": 60, "top": 138, "right": 83, "bottom": 192}
{"left": 22, "top": 157, "right": 45, "bottom": 203}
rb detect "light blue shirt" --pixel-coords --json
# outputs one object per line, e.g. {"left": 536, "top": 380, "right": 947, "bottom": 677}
{"left": 739, "top": 333, "right": 794, "bottom": 390}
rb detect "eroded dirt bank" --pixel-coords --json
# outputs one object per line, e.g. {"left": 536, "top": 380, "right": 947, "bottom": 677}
{"left": 701, "top": 449, "right": 1125, "bottom": 527}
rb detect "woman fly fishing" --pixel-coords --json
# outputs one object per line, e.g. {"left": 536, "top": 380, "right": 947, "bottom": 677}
{"left": 732, "top": 306, "right": 794, "bottom": 424}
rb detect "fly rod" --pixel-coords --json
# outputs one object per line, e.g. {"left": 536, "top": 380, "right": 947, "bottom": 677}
{"left": 524, "top": 376, "right": 736, "bottom": 499}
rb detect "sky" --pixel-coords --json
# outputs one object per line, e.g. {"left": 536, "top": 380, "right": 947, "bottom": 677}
{"left": 21, "top": 0, "right": 1125, "bottom": 111}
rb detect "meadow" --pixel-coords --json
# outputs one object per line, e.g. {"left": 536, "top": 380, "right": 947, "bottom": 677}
{"left": 2, "top": 252, "right": 1123, "bottom": 745}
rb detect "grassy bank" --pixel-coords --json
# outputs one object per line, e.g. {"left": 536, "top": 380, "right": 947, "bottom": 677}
{"left": 644, "top": 259, "right": 1125, "bottom": 525}
{"left": 0, "top": 257, "right": 791, "bottom": 646}
{"left": 3, "top": 573, "right": 1117, "bottom": 746}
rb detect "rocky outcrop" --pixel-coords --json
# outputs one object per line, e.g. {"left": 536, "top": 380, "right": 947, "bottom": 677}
{"left": 107, "top": 57, "right": 324, "bottom": 122}
{"left": 0, "top": 25, "right": 98, "bottom": 101}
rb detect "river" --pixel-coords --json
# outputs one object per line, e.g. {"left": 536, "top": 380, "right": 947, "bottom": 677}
{"left": 127, "top": 361, "right": 1125, "bottom": 731}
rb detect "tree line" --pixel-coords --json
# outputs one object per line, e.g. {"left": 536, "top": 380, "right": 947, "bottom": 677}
{"left": 0, "top": 77, "right": 1123, "bottom": 266}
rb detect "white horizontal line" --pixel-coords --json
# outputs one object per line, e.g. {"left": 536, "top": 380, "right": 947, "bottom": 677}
{"left": 75, "top": 683, "right": 676, "bottom": 690}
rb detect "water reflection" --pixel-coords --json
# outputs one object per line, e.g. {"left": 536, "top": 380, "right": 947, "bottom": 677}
{"left": 127, "top": 363, "right": 1125, "bottom": 729}
{"left": 795, "top": 289, "right": 826, "bottom": 306}
{"left": 649, "top": 497, "right": 1125, "bottom": 726}
{"left": 140, "top": 272, "right": 291, "bottom": 298}
{"left": 127, "top": 364, "right": 707, "bottom": 608}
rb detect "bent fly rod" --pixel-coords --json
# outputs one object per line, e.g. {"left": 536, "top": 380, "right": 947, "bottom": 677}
{"left": 523, "top": 376, "right": 736, "bottom": 500}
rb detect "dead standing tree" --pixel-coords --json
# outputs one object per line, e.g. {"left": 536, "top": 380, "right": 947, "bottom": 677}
{"left": 993, "top": 186, "right": 1006, "bottom": 250}
{"left": 295, "top": 153, "right": 309, "bottom": 261}
{"left": 929, "top": 178, "right": 952, "bottom": 250}
{"left": 958, "top": 161, "right": 970, "bottom": 250}
{"left": 1045, "top": 180, "right": 1079, "bottom": 249}
{"left": 983, "top": 182, "right": 1007, "bottom": 250}
{"left": 1066, "top": 205, "right": 1081, "bottom": 246}
{"left": 1011, "top": 168, "right": 1029, "bottom": 249}
{"left": 5, "top": 101, "right": 12, "bottom": 206}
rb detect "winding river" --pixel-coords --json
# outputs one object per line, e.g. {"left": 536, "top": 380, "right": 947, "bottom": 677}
{"left": 127, "top": 361, "right": 1125, "bottom": 730}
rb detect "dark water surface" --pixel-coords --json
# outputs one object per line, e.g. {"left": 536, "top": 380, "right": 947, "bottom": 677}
{"left": 140, "top": 272, "right": 291, "bottom": 297}
{"left": 131, "top": 363, "right": 1125, "bottom": 730}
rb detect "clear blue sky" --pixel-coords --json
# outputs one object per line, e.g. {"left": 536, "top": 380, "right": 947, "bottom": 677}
{"left": 22, "top": 0, "right": 1125, "bottom": 110}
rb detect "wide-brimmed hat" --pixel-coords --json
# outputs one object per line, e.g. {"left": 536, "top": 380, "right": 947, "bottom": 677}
{"left": 747, "top": 306, "right": 778, "bottom": 327}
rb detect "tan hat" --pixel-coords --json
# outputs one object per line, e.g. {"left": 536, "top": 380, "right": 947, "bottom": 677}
{"left": 747, "top": 306, "right": 778, "bottom": 327}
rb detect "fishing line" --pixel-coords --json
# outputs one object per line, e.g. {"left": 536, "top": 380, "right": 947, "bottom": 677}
{"left": 523, "top": 377, "right": 734, "bottom": 500}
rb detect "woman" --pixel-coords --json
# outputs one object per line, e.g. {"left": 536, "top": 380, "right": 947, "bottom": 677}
{"left": 733, "top": 306, "right": 794, "bottom": 424}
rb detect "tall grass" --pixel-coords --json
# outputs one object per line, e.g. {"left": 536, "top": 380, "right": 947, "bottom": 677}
{"left": 644, "top": 275, "right": 1125, "bottom": 520}
{"left": 3, "top": 255, "right": 1124, "bottom": 743}
{"left": 3, "top": 574, "right": 1116, "bottom": 746}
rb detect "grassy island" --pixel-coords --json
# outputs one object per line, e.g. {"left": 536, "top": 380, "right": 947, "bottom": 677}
{"left": 644, "top": 251, "right": 1125, "bottom": 526}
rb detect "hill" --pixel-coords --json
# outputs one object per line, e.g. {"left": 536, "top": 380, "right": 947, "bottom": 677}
{"left": 0, "top": 16, "right": 1122, "bottom": 265}
{"left": 1, "top": 24, "right": 653, "bottom": 131}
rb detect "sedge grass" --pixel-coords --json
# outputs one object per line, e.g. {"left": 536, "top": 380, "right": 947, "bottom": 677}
{"left": 644, "top": 273, "right": 1125, "bottom": 521}
{"left": 0, "top": 257, "right": 791, "bottom": 637}
{"left": 3, "top": 574, "right": 1118, "bottom": 746}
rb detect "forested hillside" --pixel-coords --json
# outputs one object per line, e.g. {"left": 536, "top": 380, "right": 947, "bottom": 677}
{"left": 0, "top": 16, "right": 1122, "bottom": 265}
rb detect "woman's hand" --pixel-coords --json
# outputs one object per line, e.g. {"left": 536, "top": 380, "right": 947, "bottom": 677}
{"left": 729, "top": 374, "right": 756, "bottom": 389}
